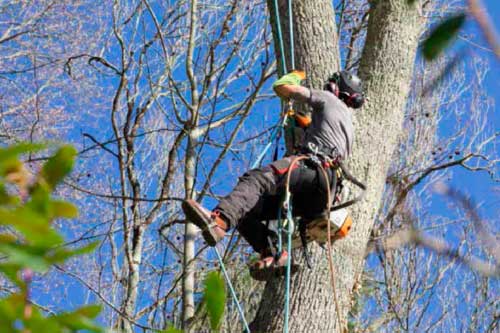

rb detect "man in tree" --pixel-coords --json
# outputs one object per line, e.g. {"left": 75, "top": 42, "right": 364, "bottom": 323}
{"left": 182, "top": 69, "right": 364, "bottom": 279}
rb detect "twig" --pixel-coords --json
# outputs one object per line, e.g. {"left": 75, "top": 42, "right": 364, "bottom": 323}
{"left": 64, "top": 180, "right": 183, "bottom": 203}
{"left": 370, "top": 228, "right": 499, "bottom": 277}
{"left": 54, "top": 265, "right": 157, "bottom": 331}
{"left": 468, "top": 0, "right": 500, "bottom": 58}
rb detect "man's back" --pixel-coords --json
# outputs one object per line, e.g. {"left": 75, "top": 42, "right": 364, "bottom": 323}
{"left": 303, "top": 88, "right": 354, "bottom": 159}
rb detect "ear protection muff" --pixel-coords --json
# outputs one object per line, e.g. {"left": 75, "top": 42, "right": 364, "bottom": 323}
{"left": 348, "top": 93, "right": 365, "bottom": 109}
{"left": 326, "top": 71, "right": 365, "bottom": 109}
{"left": 340, "top": 91, "right": 365, "bottom": 109}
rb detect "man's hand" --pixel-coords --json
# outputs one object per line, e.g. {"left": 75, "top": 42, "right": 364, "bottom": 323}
{"left": 273, "top": 70, "right": 306, "bottom": 98}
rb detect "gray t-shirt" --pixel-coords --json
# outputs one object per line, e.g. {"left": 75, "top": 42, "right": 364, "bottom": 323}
{"left": 302, "top": 89, "right": 353, "bottom": 159}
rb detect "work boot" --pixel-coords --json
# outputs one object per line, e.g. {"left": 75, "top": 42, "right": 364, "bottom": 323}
{"left": 248, "top": 250, "right": 299, "bottom": 281}
{"left": 182, "top": 199, "right": 228, "bottom": 246}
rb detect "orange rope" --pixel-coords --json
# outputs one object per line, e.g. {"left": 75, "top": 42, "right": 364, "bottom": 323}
{"left": 317, "top": 163, "right": 344, "bottom": 332}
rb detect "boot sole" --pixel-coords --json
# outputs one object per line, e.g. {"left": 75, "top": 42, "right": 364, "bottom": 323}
{"left": 182, "top": 200, "right": 218, "bottom": 246}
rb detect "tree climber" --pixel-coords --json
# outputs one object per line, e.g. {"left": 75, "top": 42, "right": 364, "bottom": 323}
{"left": 182, "top": 70, "right": 365, "bottom": 279}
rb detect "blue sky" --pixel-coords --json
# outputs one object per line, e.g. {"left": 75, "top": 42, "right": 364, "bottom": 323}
{"left": 448, "top": 1, "right": 499, "bottom": 220}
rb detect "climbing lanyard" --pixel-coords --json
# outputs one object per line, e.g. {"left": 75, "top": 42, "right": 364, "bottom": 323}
{"left": 269, "top": 1, "right": 297, "bottom": 333}
{"left": 273, "top": 0, "right": 289, "bottom": 74}
{"left": 272, "top": 1, "right": 297, "bottom": 333}
{"left": 251, "top": 120, "right": 285, "bottom": 169}
{"left": 253, "top": 0, "right": 296, "bottom": 170}
{"left": 316, "top": 163, "right": 344, "bottom": 331}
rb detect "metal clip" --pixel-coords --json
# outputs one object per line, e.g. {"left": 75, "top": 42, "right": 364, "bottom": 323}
{"left": 283, "top": 190, "right": 291, "bottom": 212}
{"left": 284, "top": 100, "right": 295, "bottom": 118}
{"left": 282, "top": 217, "right": 295, "bottom": 235}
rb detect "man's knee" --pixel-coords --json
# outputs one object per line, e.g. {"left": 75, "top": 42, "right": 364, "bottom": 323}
{"left": 239, "top": 166, "right": 276, "bottom": 193}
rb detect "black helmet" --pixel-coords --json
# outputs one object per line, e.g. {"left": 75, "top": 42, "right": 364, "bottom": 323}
{"left": 326, "top": 71, "right": 365, "bottom": 109}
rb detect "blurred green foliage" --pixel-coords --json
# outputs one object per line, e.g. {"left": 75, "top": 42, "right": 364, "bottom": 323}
{"left": 0, "top": 143, "right": 229, "bottom": 332}
{"left": 422, "top": 13, "right": 466, "bottom": 60}
{"left": 203, "top": 272, "right": 226, "bottom": 331}
{"left": 0, "top": 143, "right": 102, "bottom": 332}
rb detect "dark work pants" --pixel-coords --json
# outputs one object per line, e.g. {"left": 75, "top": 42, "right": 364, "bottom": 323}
{"left": 216, "top": 156, "right": 333, "bottom": 253}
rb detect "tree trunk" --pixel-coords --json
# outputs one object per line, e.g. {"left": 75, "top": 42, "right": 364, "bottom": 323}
{"left": 182, "top": 0, "right": 200, "bottom": 327}
{"left": 183, "top": 133, "right": 198, "bottom": 328}
{"left": 251, "top": 1, "right": 424, "bottom": 332}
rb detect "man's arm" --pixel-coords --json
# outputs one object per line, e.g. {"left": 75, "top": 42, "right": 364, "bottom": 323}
{"left": 274, "top": 84, "right": 311, "bottom": 102}
{"left": 273, "top": 70, "right": 308, "bottom": 100}
{"left": 273, "top": 70, "right": 323, "bottom": 108}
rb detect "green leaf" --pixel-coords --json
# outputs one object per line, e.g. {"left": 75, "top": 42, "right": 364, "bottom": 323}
{"left": 50, "top": 200, "right": 78, "bottom": 219}
{"left": 155, "top": 327, "right": 183, "bottom": 333}
{"left": 26, "top": 181, "right": 51, "bottom": 216}
{"left": 70, "top": 304, "right": 102, "bottom": 318}
{"left": 24, "top": 315, "right": 61, "bottom": 333}
{"left": 0, "top": 295, "right": 102, "bottom": 332}
{"left": 0, "top": 263, "right": 24, "bottom": 287}
{"left": 0, "top": 143, "right": 44, "bottom": 178}
{"left": 0, "top": 293, "right": 24, "bottom": 323}
{"left": 22, "top": 304, "right": 62, "bottom": 333}
{"left": 41, "top": 145, "right": 77, "bottom": 189}
{"left": 422, "top": 13, "right": 466, "bottom": 60}
{"left": 203, "top": 272, "right": 226, "bottom": 330}
{"left": 0, "top": 184, "right": 19, "bottom": 205}
{"left": 0, "top": 159, "right": 22, "bottom": 180}
{"left": 51, "top": 305, "right": 103, "bottom": 332}
{"left": 0, "top": 143, "right": 45, "bottom": 159}
{"left": 49, "top": 242, "right": 98, "bottom": 263}
{"left": 0, "top": 242, "right": 50, "bottom": 272}
{"left": 0, "top": 207, "right": 63, "bottom": 247}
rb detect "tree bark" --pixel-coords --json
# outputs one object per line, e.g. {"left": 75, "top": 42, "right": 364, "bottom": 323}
{"left": 182, "top": 0, "right": 200, "bottom": 327}
{"left": 183, "top": 133, "right": 198, "bottom": 327}
{"left": 252, "top": 1, "right": 425, "bottom": 332}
